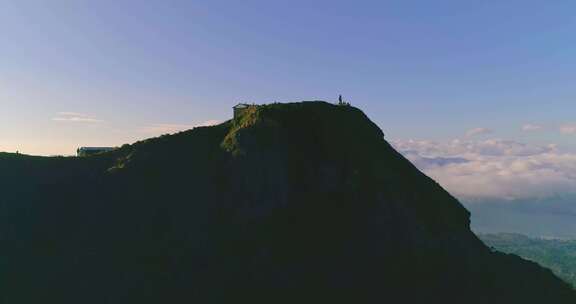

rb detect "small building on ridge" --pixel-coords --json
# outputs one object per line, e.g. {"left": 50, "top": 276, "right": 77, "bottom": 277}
{"left": 233, "top": 103, "right": 251, "bottom": 119}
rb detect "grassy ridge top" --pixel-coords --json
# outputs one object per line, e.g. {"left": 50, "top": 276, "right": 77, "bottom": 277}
{"left": 0, "top": 101, "right": 370, "bottom": 161}
{"left": 222, "top": 101, "right": 383, "bottom": 154}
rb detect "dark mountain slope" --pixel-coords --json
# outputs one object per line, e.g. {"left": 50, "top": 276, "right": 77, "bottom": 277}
{"left": 0, "top": 102, "right": 574, "bottom": 303}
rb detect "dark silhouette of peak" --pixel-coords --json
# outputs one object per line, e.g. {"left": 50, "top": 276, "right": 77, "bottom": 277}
{"left": 0, "top": 101, "right": 574, "bottom": 303}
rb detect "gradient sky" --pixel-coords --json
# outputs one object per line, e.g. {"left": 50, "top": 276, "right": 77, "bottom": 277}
{"left": 1, "top": 0, "right": 575, "bottom": 156}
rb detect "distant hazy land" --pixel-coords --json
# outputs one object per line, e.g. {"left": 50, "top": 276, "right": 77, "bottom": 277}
{"left": 465, "top": 196, "right": 576, "bottom": 239}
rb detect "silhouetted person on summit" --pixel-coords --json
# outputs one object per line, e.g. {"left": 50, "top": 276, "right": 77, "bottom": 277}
{"left": 338, "top": 95, "right": 343, "bottom": 104}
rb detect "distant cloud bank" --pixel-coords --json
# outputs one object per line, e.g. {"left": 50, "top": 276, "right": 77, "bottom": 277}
{"left": 393, "top": 138, "right": 576, "bottom": 201}
{"left": 522, "top": 124, "right": 543, "bottom": 132}
{"left": 560, "top": 124, "right": 576, "bottom": 135}
{"left": 53, "top": 112, "right": 104, "bottom": 123}
{"left": 465, "top": 127, "right": 492, "bottom": 138}
{"left": 140, "top": 120, "right": 221, "bottom": 135}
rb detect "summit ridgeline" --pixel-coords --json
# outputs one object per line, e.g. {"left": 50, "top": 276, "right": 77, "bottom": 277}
{"left": 1, "top": 101, "right": 574, "bottom": 303}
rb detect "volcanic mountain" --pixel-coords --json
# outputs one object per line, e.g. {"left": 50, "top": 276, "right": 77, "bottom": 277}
{"left": 1, "top": 102, "right": 574, "bottom": 303}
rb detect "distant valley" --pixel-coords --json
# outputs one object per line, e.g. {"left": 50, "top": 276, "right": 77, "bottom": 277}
{"left": 480, "top": 233, "right": 576, "bottom": 288}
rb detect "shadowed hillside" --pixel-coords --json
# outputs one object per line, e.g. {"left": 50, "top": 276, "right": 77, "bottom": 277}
{"left": 480, "top": 233, "right": 576, "bottom": 288}
{"left": 0, "top": 102, "right": 574, "bottom": 303}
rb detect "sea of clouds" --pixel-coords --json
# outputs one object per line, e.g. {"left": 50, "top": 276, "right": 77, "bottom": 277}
{"left": 393, "top": 138, "right": 576, "bottom": 201}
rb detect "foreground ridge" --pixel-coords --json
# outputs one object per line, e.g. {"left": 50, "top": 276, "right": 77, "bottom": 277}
{"left": 0, "top": 101, "right": 574, "bottom": 303}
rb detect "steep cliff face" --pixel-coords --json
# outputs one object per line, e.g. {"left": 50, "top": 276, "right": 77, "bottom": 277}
{"left": 0, "top": 102, "right": 574, "bottom": 303}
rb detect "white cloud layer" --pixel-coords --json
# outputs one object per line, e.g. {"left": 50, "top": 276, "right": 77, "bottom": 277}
{"left": 522, "top": 124, "right": 543, "bottom": 131}
{"left": 465, "top": 127, "right": 492, "bottom": 137}
{"left": 140, "top": 120, "right": 221, "bottom": 135}
{"left": 560, "top": 123, "right": 576, "bottom": 135}
{"left": 393, "top": 139, "right": 576, "bottom": 201}
{"left": 53, "top": 112, "right": 104, "bottom": 123}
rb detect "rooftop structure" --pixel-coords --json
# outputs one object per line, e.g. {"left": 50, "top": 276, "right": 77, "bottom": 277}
{"left": 233, "top": 103, "right": 251, "bottom": 119}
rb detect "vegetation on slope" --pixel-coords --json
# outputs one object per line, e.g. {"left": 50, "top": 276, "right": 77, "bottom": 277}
{"left": 481, "top": 233, "right": 576, "bottom": 287}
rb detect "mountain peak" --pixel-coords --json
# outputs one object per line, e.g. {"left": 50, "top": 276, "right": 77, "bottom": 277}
{"left": 222, "top": 101, "right": 383, "bottom": 155}
{"left": 1, "top": 101, "right": 574, "bottom": 303}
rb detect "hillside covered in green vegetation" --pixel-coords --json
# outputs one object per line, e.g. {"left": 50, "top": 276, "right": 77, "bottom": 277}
{"left": 1, "top": 102, "right": 574, "bottom": 303}
{"left": 480, "top": 233, "right": 576, "bottom": 288}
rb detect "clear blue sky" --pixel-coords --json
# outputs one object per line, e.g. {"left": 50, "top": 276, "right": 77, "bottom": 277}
{"left": 1, "top": 0, "right": 575, "bottom": 155}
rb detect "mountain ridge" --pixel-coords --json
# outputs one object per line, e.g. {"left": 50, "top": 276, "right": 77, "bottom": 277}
{"left": 0, "top": 101, "right": 574, "bottom": 303}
